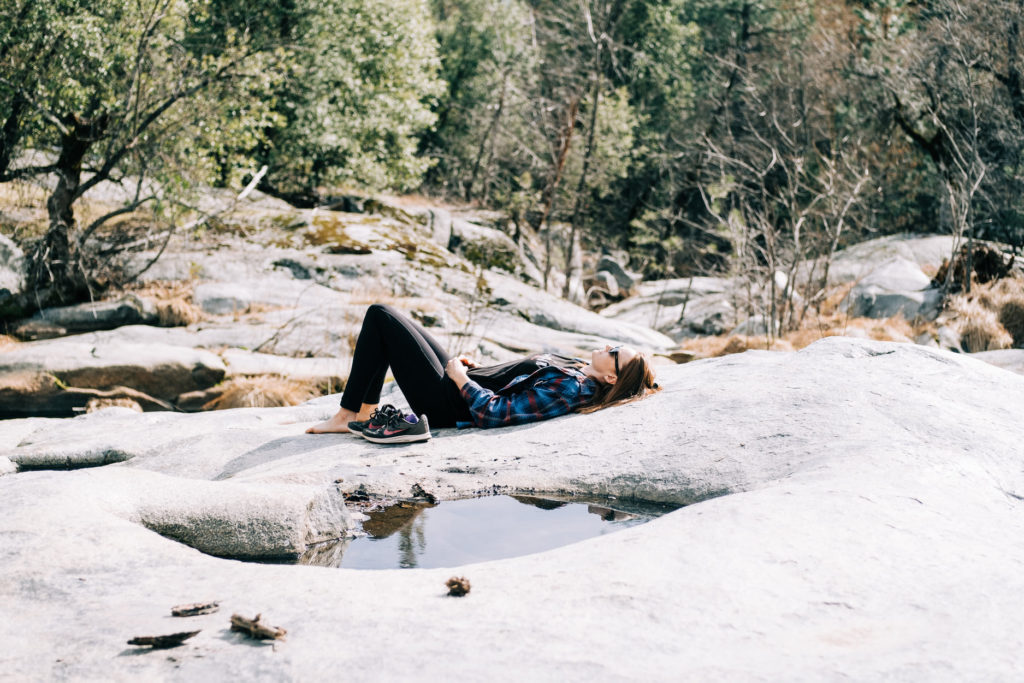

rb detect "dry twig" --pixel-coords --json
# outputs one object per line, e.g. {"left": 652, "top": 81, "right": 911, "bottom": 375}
{"left": 230, "top": 613, "right": 287, "bottom": 641}
{"left": 171, "top": 601, "right": 220, "bottom": 617}
{"left": 127, "top": 631, "right": 200, "bottom": 649}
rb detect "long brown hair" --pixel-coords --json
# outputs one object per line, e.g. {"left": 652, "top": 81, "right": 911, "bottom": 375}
{"left": 578, "top": 353, "right": 661, "bottom": 414}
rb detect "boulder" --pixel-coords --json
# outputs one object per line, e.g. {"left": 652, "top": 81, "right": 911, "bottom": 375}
{"left": 220, "top": 348, "right": 348, "bottom": 384}
{"left": 484, "top": 270, "right": 676, "bottom": 350}
{"left": 596, "top": 255, "right": 641, "bottom": 292}
{"left": 916, "top": 325, "right": 963, "bottom": 352}
{"left": 449, "top": 218, "right": 541, "bottom": 283}
{"left": 841, "top": 257, "right": 944, "bottom": 320}
{"left": 193, "top": 276, "right": 347, "bottom": 315}
{"left": 2, "top": 338, "right": 1024, "bottom": 679}
{"left": 819, "top": 234, "right": 957, "bottom": 284}
{"left": 0, "top": 233, "right": 26, "bottom": 313}
{"left": 14, "top": 295, "right": 156, "bottom": 339}
{"left": 601, "top": 277, "right": 738, "bottom": 341}
{"left": 592, "top": 270, "right": 619, "bottom": 298}
{"left": 970, "top": 348, "right": 1024, "bottom": 375}
{"left": 127, "top": 470, "right": 352, "bottom": 559}
{"left": 729, "top": 314, "right": 778, "bottom": 337}
{"left": 0, "top": 335, "right": 226, "bottom": 417}
{"left": 426, "top": 206, "right": 454, "bottom": 245}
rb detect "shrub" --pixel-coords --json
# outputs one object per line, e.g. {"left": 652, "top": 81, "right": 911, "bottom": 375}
{"left": 202, "top": 377, "right": 321, "bottom": 410}
{"left": 156, "top": 298, "right": 202, "bottom": 327}
{"left": 932, "top": 244, "right": 1013, "bottom": 291}
{"left": 998, "top": 297, "right": 1024, "bottom": 348}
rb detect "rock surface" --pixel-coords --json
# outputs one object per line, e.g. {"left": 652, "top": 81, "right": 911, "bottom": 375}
{"left": 841, "top": 256, "right": 943, "bottom": 320}
{"left": 15, "top": 295, "right": 156, "bottom": 338}
{"left": 0, "top": 335, "right": 226, "bottom": 417}
{"left": 819, "top": 234, "right": 955, "bottom": 284}
{"left": 0, "top": 233, "right": 25, "bottom": 312}
{"left": 971, "top": 348, "right": 1024, "bottom": 375}
{"left": 602, "top": 236, "right": 967, "bottom": 337}
{"left": 2, "top": 337, "right": 1023, "bottom": 679}
{"left": 601, "top": 276, "right": 738, "bottom": 340}
{"left": 2, "top": 199, "right": 676, "bottom": 416}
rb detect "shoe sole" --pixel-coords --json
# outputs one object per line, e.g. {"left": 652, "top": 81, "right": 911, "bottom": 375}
{"left": 361, "top": 430, "right": 431, "bottom": 444}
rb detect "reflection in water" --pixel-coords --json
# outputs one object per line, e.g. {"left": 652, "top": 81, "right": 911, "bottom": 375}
{"left": 299, "top": 535, "right": 352, "bottom": 566}
{"left": 510, "top": 495, "right": 567, "bottom": 511}
{"left": 297, "top": 495, "right": 676, "bottom": 570}
{"left": 361, "top": 502, "right": 434, "bottom": 539}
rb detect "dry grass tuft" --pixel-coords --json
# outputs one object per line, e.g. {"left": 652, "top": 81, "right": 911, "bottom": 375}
{"left": 785, "top": 327, "right": 842, "bottom": 349}
{"left": 847, "top": 315, "right": 915, "bottom": 343}
{"left": 674, "top": 272, "right": 1020, "bottom": 361}
{"left": 156, "top": 298, "right": 202, "bottom": 326}
{"left": 950, "top": 299, "right": 1013, "bottom": 352}
{"left": 971, "top": 289, "right": 1000, "bottom": 310}
{"left": 989, "top": 275, "right": 1024, "bottom": 300}
{"left": 85, "top": 398, "right": 143, "bottom": 413}
{"left": 202, "top": 376, "right": 321, "bottom": 411}
{"left": 125, "top": 281, "right": 203, "bottom": 327}
{"left": 677, "top": 309, "right": 921, "bottom": 360}
{"left": 998, "top": 297, "right": 1024, "bottom": 347}
{"left": 0, "top": 335, "right": 18, "bottom": 351}
{"left": 818, "top": 282, "right": 856, "bottom": 316}
{"left": 681, "top": 334, "right": 794, "bottom": 357}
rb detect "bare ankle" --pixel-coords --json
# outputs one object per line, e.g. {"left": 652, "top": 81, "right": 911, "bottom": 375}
{"left": 355, "top": 403, "right": 378, "bottom": 421}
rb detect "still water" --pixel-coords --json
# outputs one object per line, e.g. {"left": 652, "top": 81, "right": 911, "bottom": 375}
{"left": 298, "top": 495, "right": 677, "bottom": 570}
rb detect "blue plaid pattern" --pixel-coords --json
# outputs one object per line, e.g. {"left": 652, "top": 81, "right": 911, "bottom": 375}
{"left": 459, "top": 366, "right": 598, "bottom": 428}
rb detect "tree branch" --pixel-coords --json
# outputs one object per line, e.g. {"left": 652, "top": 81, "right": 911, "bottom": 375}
{"left": 78, "top": 196, "right": 159, "bottom": 246}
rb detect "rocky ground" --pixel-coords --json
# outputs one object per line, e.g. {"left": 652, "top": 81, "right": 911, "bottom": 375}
{"left": 2, "top": 187, "right": 1022, "bottom": 419}
{"left": 3, "top": 188, "right": 1024, "bottom": 679}
{"left": 1, "top": 191, "right": 675, "bottom": 417}
{"left": 2, "top": 337, "right": 1024, "bottom": 679}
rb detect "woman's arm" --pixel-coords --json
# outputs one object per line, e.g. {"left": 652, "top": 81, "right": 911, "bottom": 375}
{"left": 445, "top": 358, "right": 471, "bottom": 389}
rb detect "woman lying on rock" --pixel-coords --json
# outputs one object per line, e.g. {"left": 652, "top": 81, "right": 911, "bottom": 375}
{"left": 306, "top": 304, "right": 660, "bottom": 444}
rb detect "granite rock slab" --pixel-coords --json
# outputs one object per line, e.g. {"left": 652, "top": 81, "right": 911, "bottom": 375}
{"left": 2, "top": 338, "right": 1024, "bottom": 679}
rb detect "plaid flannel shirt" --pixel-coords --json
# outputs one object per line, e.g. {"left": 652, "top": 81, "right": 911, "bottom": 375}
{"left": 459, "top": 365, "right": 598, "bottom": 429}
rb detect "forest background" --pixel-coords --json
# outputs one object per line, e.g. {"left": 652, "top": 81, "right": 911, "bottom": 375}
{"left": 1, "top": 0, "right": 1021, "bottom": 326}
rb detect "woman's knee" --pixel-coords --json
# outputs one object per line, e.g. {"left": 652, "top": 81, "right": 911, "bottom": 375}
{"left": 365, "top": 303, "right": 398, "bottom": 321}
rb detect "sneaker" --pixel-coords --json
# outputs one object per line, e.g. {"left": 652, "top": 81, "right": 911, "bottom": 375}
{"left": 348, "top": 404, "right": 401, "bottom": 433}
{"left": 362, "top": 412, "right": 431, "bottom": 444}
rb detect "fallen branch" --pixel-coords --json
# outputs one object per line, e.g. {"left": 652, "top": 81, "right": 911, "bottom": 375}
{"left": 171, "top": 601, "right": 220, "bottom": 617}
{"left": 127, "top": 630, "right": 200, "bottom": 649}
{"left": 230, "top": 613, "right": 287, "bottom": 641}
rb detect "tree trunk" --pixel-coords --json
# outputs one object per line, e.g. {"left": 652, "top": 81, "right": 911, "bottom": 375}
{"left": 0, "top": 93, "right": 27, "bottom": 179}
{"left": 563, "top": 61, "right": 602, "bottom": 300}
{"left": 466, "top": 70, "right": 509, "bottom": 202}
{"left": 24, "top": 116, "right": 104, "bottom": 309}
{"left": 539, "top": 98, "right": 579, "bottom": 291}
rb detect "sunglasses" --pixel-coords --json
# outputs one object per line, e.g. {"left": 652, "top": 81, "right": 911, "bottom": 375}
{"left": 609, "top": 346, "right": 622, "bottom": 375}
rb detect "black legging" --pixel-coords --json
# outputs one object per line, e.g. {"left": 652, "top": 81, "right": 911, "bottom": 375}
{"left": 340, "top": 304, "right": 471, "bottom": 428}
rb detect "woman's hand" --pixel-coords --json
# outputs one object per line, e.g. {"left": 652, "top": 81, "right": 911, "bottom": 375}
{"left": 458, "top": 356, "right": 479, "bottom": 369}
{"left": 445, "top": 357, "right": 471, "bottom": 388}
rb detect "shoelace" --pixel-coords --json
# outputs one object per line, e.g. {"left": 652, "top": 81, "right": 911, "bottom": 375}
{"left": 369, "top": 404, "right": 400, "bottom": 426}
{"left": 384, "top": 410, "right": 416, "bottom": 430}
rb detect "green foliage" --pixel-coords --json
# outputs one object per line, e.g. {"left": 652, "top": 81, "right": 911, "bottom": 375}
{"left": 256, "top": 0, "right": 444, "bottom": 193}
{"left": 421, "top": 0, "right": 539, "bottom": 199}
